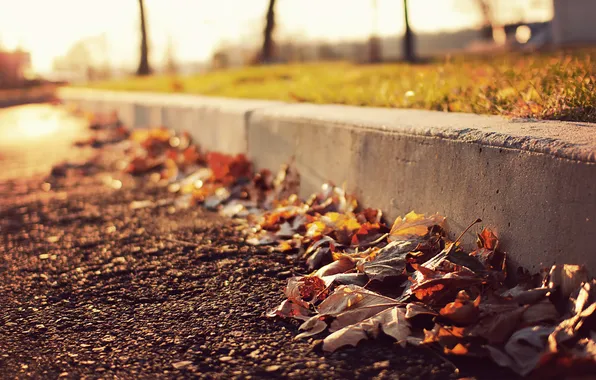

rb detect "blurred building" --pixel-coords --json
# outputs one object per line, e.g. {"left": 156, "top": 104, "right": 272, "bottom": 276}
{"left": 0, "top": 49, "right": 31, "bottom": 88}
{"left": 552, "top": 0, "right": 596, "bottom": 44}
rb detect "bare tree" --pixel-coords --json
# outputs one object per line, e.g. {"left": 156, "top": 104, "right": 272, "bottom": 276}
{"left": 136, "top": 0, "right": 152, "bottom": 76}
{"left": 260, "top": 0, "right": 276, "bottom": 63}
{"left": 403, "top": 0, "right": 415, "bottom": 62}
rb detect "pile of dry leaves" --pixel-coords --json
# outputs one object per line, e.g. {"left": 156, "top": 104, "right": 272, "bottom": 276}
{"left": 61, "top": 115, "right": 596, "bottom": 378}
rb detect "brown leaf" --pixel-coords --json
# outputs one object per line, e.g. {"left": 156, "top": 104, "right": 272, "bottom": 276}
{"left": 469, "top": 304, "right": 527, "bottom": 344}
{"left": 356, "top": 208, "right": 383, "bottom": 224}
{"left": 285, "top": 276, "right": 327, "bottom": 308}
{"left": 295, "top": 285, "right": 401, "bottom": 339}
{"left": 439, "top": 291, "right": 481, "bottom": 326}
{"left": 296, "top": 316, "right": 328, "bottom": 339}
{"left": 477, "top": 227, "right": 499, "bottom": 250}
{"left": 422, "top": 323, "right": 466, "bottom": 348}
{"left": 405, "top": 302, "right": 438, "bottom": 319}
{"left": 522, "top": 299, "right": 560, "bottom": 326}
{"left": 322, "top": 307, "right": 410, "bottom": 352}
{"left": 315, "top": 256, "right": 355, "bottom": 278}
{"left": 410, "top": 272, "right": 483, "bottom": 304}
{"left": 486, "top": 325, "right": 554, "bottom": 376}
{"left": 266, "top": 299, "right": 312, "bottom": 321}
{"left": 361, "top": 240, "right": 417, "bottom": 281}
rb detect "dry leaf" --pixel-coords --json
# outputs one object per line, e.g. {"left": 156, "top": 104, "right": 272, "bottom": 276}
{"left": 285, "top": 276, "right": 327, "bottom": 308}
{"left": 389, "top": 211, "right": 444, "bottom": 241}
{"left": 469, "top": 304, "right": 527, "bottom": 344}
{"left": 323, "top": 307, "right": 410, "bottom": 352}
{"left": 439, "top": 290, "right": 481, "bottom": 325}
{"left": 362, "top": 240, "right": 417, "bottom": 281}
{"left": 315, "top": 256, "right": 355, "bottom": 278}
{"left": 522, "top": 299, "right": 560, "bottom": 326}
{"left": 295, "top": 285, "right": 401, "bottom": 339}
{"left": 546, "top": 264, "right": 590, "bottom": 306}
{"left": 266, "top": 299, "right": 311, "bottom": 321}
{"left": 487, "top": 325, "right": 554, "bottom": 376}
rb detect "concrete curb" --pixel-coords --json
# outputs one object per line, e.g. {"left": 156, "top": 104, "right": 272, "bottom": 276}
{"left": 58, "top": 87, "right": 596, "bottom": 272}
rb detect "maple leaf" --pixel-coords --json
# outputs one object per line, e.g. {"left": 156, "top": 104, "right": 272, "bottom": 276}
{"left": 322, "top": 306, "right": 411, "bottom": 352}
{"left": 389, "top": 211, "right": 444, "bottom": 241}
{"left": 295, "top": 285, "right": 402, "bottom": 339}
{"left": 285, "top": 276, "right": 328, "bottom": 308}
{"left": 361, "top": 240, "right": 418, "bottom": 282}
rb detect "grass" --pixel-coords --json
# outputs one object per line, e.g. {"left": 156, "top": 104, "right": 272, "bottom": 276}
{"left": 85, "top": 48, "right": 596, "bottom": 122}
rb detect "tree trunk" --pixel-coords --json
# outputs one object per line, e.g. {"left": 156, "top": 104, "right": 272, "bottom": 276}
{"left": 403, "top": 0, "right": 415, "bottom": 62}
{"left": 136, "top": 0, "right": 151, "bottom": 76}
{"left": 261, "top": 0, "right": 276, "bottom": 63}
{"left": 369, "top": 0, "right": 381, "bottom": 63}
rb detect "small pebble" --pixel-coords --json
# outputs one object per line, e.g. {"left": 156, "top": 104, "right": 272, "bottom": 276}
{"left": 265, "top": 365, "right": 280, "bottom": 372}
{"left": 172, "top": 361, "right": 193, "bottom": 369}
{"left": 373, "top": 360, "right": 391, "bottom": 369}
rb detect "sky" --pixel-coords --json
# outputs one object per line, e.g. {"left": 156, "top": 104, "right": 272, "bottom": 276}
{"left": 0, "top": 0, "right": 553, "bottom": 74}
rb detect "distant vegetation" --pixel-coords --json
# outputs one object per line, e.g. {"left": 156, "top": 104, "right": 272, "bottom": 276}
{"left": 85, "top": 48, "right": 596, "bottom": 122}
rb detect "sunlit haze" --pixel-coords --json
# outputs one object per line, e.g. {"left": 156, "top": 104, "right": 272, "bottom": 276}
{"left": 0, "top": 0, "right": 552, "bottom": 74}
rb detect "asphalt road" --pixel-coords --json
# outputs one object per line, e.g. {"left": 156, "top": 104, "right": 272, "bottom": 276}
{"left": 0, "top": 104, "right": 515, "bottom": 379}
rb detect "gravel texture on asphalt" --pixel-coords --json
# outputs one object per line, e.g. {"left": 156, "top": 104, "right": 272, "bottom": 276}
{"left": 0, "top": 105, "right": 519, "bottom": 379}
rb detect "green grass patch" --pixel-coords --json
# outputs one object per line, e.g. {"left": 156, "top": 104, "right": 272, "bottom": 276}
{"left": 86, "top": 48, "right": 596, "bottom": 122}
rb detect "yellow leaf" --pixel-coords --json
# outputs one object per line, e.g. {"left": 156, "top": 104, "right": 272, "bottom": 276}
{"left": 389, "top": 211, "right": 444, "bottom": 240}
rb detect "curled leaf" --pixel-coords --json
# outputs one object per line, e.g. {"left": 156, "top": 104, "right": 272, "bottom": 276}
{"left": 323, "top": 307, "right": 410, "bottom": 352}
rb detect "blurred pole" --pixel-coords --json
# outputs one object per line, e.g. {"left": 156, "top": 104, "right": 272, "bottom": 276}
{"left": 403, "top": 0, "right": 415, "bottom": 62}
{"left": 136, "top": 0, "right": 152, "bottom": 76}
{"left": 261, "top": 0, "right": 277, "bottom": 63}
{"left": 369, "top": 0, "right": 381, "bottom": 63}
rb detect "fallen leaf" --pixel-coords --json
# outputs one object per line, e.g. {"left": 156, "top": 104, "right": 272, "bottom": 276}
{"left": 477, "top": 227, "right": 499, "bottom": 250}
{"left": 469, "top": 304, "right": 527, "bottom": 344}
{"left": 315, "top": 256, "right": 355, "bottom": 277}
{"left": 296, "top": 316, "right": 328, "bottom": 339}
{"left": 439, "top": 290, "right": 481, "bottom": 326}
{"left": 405, "top": 303, "right": 438, "bottom": 319}
{"left": 266, "top": 299, "right": 311, "bottom": 321}
{"left": 323, "top": 307, "right": 410, "bottom": 352}
{"left": 389, "top": 211, "right": 444, "bottom": 241}
{"left": 294, "top": 285, "right": 402, "bottom": 339}
{"left": 410, "top": 271, "right": 483, "bottom": 304}
{"left": 362, "top": 240, "right": 417, "bottom": 281}
{"left": 545, "top": 264, "right": 590, "bottom": 308}
{"left": 285, "top": 276, "right": 328, "bottom": 308}
{"left": 487, "top": 325, "right": 554, "bottom": 376}
{"left": 522, "top": 299, "right": 560, "bottom": 326}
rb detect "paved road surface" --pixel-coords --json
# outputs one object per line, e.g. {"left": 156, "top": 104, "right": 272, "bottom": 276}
{"left": 0, "top": 104, "right": 514, "bottom": 379}
{"left": 0, "top": 104, "right": 89, "bottom": 181}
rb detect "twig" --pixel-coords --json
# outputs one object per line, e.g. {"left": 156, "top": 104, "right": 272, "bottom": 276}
{"left": 454, "top": 218, "right": 482, "bottom": 245}
{"left": 160, "top": 236, "right": 199, "bottom": 247}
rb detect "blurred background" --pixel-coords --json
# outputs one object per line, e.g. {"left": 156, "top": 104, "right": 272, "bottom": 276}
{"left": 2, "top": 0, "right": 586, "bottom": 85}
